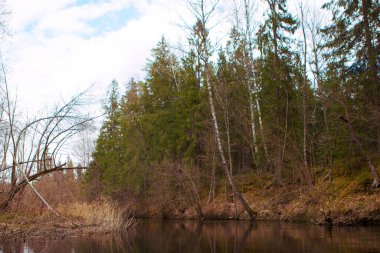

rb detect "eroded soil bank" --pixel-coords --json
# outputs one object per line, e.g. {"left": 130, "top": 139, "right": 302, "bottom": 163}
{"left": 134, "top": 171, "right": 380, "bottom": 226}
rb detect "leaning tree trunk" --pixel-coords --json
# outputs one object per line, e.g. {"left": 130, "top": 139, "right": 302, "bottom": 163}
{"left": 0, "top": 164, "right": 74, "bottom": 210}
{"left": 345, "top": 120, "right": 380, "bottom": 188}
{"left": 190, "top": 0, "right": 256, "bottom": 219}
{"left": 205, "top": 64, "right": 256, "bottom": 219}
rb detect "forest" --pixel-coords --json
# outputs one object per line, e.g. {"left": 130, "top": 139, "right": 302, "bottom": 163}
{"left": 0, "top": 0, "right": 379, "bottom": 237}
{"left": 84, "top": 0, "right": 380, "bottom": 222}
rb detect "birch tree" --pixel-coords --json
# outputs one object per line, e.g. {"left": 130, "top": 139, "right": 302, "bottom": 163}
{"left": 297, "top": 1, "right": 315, "bottom": 184}
{"left": 187, "top": 0, "right": 256, "bottom": 219}
{"left": 238, "top": 0, "right": 270, "bottom": 168}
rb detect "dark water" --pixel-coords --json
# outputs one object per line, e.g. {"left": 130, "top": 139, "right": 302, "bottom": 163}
{"left": 1, "top": 220, "right": 380, "bottom": 253}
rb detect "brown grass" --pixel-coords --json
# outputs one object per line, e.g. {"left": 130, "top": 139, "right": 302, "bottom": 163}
{"left": 58, "top": 197, "right": 136, "bottom": 231}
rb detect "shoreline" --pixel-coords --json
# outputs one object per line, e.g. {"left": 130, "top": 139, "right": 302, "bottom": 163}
{"left": 0, "top": 215, "right": 107, "bottom": 242}
{"left": 2, "top": 171, "right": 380, "bottom": 241}
{"left": 1, "top": 214, "right": 380, "bottom": 243}
{"left": 132, "top": 175, "right": 380, "bottom": 226}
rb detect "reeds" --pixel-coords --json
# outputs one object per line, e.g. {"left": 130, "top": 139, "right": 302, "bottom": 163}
{"left": 59, "top": 197, "right": 136, "bottom": 231}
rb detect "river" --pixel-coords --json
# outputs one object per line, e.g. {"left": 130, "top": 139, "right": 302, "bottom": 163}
{"left": 1, "top": 220, "right": 380, "bottom": 252}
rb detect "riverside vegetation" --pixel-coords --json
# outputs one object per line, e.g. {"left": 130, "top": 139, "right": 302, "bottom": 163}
{"left": 0, "top": 0, "right": 379, "bottom": 240}
{"left": 85, "top": 0, "right": 380, "bottom": 223}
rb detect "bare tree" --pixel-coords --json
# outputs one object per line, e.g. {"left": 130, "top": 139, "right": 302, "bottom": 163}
{"left": 240, "top": 0, "right": 270, "bottom": 168}
{"left": 299, "top": 2, "right": 308, "bottom": 171}
{"left": 187, "top": 0, "right": 256, "bottom": 219}
{"left": 306, "top": 5, "right": 336, "bottom": 174}
{"left": 298, "top": 1, "right": 314, "bottom": 184}
{"left": 0, "top": 60, "right": 94, "bottom": 210}
{"left": 337, "top": 99, "right": 380, "bottom": 188}
{"left": 73, "top": 129, "right": 94, "bottom": 179}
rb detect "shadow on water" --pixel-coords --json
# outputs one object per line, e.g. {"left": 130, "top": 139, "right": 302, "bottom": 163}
{"left": 1, "top": 220, "right": 380, "bottom": 253}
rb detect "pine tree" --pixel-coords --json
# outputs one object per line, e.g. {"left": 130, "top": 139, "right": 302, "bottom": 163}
{"left": 322, "top": 0, "right": 380, "bottom": 187}
{"left": 91, "top": 80, "right": 122, "bottom": 195}
{"left": 259, "top": 0, "right": 298, "bottom": 184}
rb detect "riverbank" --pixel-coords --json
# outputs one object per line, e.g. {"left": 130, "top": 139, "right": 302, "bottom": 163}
{"left": 134, "top": 165, "right": 380, "bottom": 225}
{"left": 0, "top": 186, "right": 378, "bottom": 242}
{"left": 1, "top": 165, "right": 380, "bottom": 242}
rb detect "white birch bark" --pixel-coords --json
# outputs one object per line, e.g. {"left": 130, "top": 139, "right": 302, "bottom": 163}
{"left": 188, "top": 0, "right": 256, "bottom": 219}
{"left": 299, "top": 2, "right": 313, "bottom": 184}
{"left": 242, "top": 0, "right": 270, "bottom": 166}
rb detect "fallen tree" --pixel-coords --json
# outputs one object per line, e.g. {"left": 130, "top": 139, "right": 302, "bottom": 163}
{"left": 0, "top": 58, "right": 94, "bottom": 211}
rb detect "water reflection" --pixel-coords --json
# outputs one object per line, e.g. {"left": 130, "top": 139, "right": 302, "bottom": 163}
{"left": 1, "top": 220, "right": 380, "bottom": 253}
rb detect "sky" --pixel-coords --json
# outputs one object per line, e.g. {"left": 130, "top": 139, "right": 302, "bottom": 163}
{"left": 2, "top": 0, "right": 326, "bottom": 114}
{"left": 2, "top": 0, "right": 193, "bottom": 113}
{"left": 0, "top": 0, "right": 327, "bottom": 163}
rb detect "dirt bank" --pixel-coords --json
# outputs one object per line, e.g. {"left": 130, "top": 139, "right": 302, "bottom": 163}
{"left": 1, "top": 166, "right": 380, "bottom": 242}
{"left": 134, "top": 168, "right": 380, "bottom": 225}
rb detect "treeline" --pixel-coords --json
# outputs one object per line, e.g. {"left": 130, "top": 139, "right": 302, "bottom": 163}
{"left": 86, "top": 0, "right": 380, "bottom": 217}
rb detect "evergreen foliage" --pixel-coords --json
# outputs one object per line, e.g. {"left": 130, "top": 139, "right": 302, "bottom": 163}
{"left": 86, "top": 0, "right": 380, "bottom": 202}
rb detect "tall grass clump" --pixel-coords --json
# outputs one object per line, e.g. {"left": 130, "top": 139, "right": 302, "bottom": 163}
{"left": 59, "top": 197, "right": 135, "bottom": 231}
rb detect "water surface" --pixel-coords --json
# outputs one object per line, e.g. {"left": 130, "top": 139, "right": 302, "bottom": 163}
{"left": 1, "top": 220, "right": 380, "bottom": 253}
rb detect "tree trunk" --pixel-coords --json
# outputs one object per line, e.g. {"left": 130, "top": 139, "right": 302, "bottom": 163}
{"left": 256, "top": 98, "right": 269, "bottom": 166}
{"left": 0, "top": 164, "right": 72, "bottom": 210}
{"left": 190, "top": 0, "right": 256, "bottom": 219}
{"left": 242, "top": 0, "right": 269, "bottom": 168}
{"left": 300, "top": 3, "right": 313, "bottom": 184}
{"left": 205, "top": 65, "right": 256, "bottom": 219}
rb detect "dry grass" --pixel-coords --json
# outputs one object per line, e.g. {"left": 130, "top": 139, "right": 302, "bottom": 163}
{"left": 58, "top": 197, "right": 136, "bottom": 231}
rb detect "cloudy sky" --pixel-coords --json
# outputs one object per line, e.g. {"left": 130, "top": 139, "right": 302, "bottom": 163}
{"left": 0, "top": 0, "right": 326, "bottom": 162}
{"left": 3, "top": 0, "right": 193, "bottom": 112}
{"left": 2, "top": 0, "right": 325, "bottom": 113}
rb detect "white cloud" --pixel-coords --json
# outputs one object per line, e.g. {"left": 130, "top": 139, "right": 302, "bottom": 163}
{"left": 3, "top": 0, "right": 187, "bottom": 112}
{"left": 35, "top": 0, "right": 134, "bottom": 36}
{"left": 0, "top": 0, "right": 329, "bottom": 161}
{"left": 8, "top": 0, "right": 77, "bottom": 32}
{"left": 3, "top": 0, "right": 325, "bottom": 114}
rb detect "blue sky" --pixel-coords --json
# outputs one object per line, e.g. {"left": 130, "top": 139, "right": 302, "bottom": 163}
{"left": 23, "top": 4, "right": 139, "bottom": 37}
{"left": 88, "top": 6, "right": 138, "bottom": 36}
